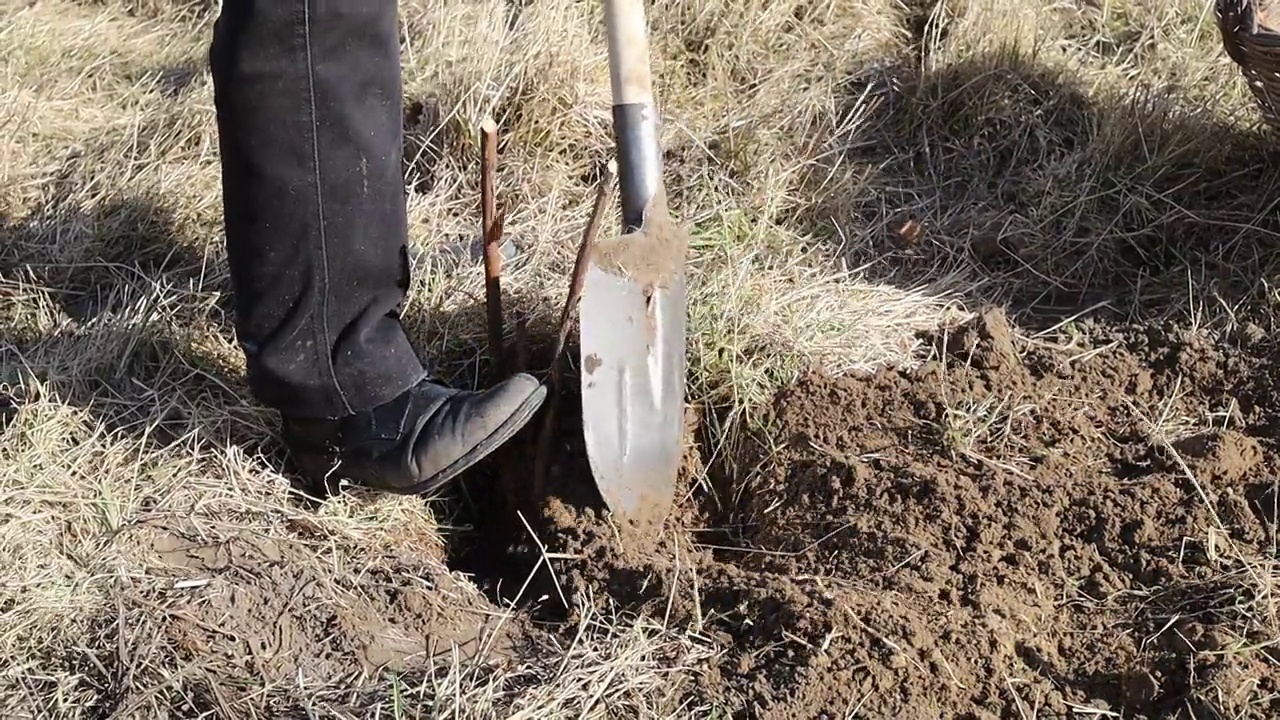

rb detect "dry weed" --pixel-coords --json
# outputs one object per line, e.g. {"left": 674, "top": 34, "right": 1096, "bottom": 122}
{"left": 1, "top": 0, "right": 1277, "bottom": 716}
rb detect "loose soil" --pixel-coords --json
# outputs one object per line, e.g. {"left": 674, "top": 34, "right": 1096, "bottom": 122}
{"left": 465, "top": 306, "right": 1280, "bottom": 718}
{"left": 112, "top": 513, "right": 527, "bottom": 716}
{"left": 147, "top": 527, "right": 520, "bottom": 686}
{"left": 145, "top": 307, "right": 1280, "bottom": 718}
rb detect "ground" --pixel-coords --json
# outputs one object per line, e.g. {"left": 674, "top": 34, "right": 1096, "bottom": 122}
{"left": 1, "top": 0, "right": 1278, "bottom": 717}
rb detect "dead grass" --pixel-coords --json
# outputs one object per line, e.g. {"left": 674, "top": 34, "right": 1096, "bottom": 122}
{"left": 1, "top": 0, "right": 1278, "bottom": 716}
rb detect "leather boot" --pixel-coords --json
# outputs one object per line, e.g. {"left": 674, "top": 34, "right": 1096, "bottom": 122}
{"left": 281, "top": 373, "right": 547, "bottom": 496}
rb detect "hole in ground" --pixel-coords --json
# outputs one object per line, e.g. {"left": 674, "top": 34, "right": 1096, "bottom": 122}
{"left": 438, "top": 357, "right": 847, "bottom": 716}
{"left": 439, "top": 351, "right": 750, "bottom": 622}
{"left": 441, "top": 377, "right": 605, "bottom": 617}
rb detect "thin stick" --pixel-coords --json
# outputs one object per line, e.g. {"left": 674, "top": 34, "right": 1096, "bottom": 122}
{"left": 480, "top": 115, "right": 505, "bottom": 379}
{"left": 551, "top": 159, "right": 617, "bottom": 389}
{"left": 531, "top": 160, "right": 618, "bottom": 498}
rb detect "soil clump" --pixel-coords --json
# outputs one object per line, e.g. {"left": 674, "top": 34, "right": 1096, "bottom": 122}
{"left": 499, "top": 306, "right": 1280, "bottom": 718}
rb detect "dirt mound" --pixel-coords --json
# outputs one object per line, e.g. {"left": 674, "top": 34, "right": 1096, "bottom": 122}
{"left": 147, "top": 524, "right": 519, "bottom": 692}
{"left": 520, "top": 307, "right": 1279, "bottom": 718}
{"left": 124, "top": 306, "right": 1279, "bottom": 718}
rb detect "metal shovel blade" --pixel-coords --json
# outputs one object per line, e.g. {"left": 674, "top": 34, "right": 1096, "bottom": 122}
{"left": 580, "top": 248, "right": 686, "bottom": 519}
{"left": 581, "top": 0, "right": 687, "bottom": 521}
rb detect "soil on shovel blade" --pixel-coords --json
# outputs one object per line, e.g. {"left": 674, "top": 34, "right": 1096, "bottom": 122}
{"left": 455, "top": 306, "right": 1280, "bottom": 719}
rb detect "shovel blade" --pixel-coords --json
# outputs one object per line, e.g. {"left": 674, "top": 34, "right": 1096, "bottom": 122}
{"left": 579, "top": 260, "right": 686, "bottom": 519}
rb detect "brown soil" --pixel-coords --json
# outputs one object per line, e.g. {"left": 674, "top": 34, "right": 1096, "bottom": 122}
{"left": 137, "top": 306, "right": 1280, "bottom": 718}
{"left": 589, "top": 186, "right": 690, "bottom": 286}
{"left": 495, "top": 306, "right": 1280, "bottom": 718}
{"left": 145, "top": 523, "right": 521, "bottom": 691}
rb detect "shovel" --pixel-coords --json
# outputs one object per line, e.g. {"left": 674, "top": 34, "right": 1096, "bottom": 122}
{"left": 579, "top": 0, "right": 688, "bottom": 524}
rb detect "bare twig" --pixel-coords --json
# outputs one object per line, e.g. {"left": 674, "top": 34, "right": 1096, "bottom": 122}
{"left": 531, "top": 159, "right": 618, "bottom": 498}
{"left": 480, "top": 115, "right": 505, "bottom": 380}
{"left": 552, "top": 159, "right": 618, "bottom": 389}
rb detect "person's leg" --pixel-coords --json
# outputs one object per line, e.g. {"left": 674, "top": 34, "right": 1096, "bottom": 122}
{"left": 210, "top": 0, "right": 421, "bottom": 416}
{"left": 209, "top": 0, "right": 546, "bottom": 495}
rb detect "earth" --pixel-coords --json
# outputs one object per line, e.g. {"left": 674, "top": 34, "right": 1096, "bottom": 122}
{"left": 149, "top": 307, "right": 1280, "bottom": 718}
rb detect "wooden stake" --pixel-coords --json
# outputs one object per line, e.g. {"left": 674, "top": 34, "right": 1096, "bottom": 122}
{"left": 531, "top": 159, "right": 618, "bottom": 498}
{"left": 480, "top": 115, "right": 505, "bottom": 380}
{"left": 481, "top": 116, "right": 523, "bottom": 517}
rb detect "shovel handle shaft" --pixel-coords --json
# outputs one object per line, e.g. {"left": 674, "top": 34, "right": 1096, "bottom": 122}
{"left": 604, "top": 0, "right": 662, "bottom": 233}
{"left": 603, "top": 0, "right": 653, "bottom": 104}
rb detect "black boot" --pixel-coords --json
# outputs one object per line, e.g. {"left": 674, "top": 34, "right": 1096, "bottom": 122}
{"left": 208, "top": 0, "right": 541, "bottom": 494}
{"left": 281, "top": 374, "right": 547, "bottom": 496}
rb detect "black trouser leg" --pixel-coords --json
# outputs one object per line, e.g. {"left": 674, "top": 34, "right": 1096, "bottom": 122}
{"left": 209, "top": 0, "right": 426, "bottom": 419}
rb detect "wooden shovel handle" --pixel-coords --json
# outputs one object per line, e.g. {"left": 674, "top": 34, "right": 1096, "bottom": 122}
{"left": 603, "top": 0, "right": 654, "bottom": 106}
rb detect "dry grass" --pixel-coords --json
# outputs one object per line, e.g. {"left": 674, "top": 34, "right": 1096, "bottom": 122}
{"left": 1, "top": 0, "right": 1278, "bottom": 716}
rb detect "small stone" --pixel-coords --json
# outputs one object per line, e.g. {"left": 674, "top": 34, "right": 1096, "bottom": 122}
{"left": 469, "top": 235, "right": 519, "bottom": 263}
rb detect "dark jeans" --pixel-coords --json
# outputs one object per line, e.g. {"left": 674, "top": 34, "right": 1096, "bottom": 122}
{"left": 208, "top": 0, "right": 426, "bottom": 419}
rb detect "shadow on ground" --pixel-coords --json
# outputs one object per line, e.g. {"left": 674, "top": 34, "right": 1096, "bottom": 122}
{"left": 0, "top": 193, "right": 257, "bottom": 443}
{"left": 0, "top": 176, "right": 608, "bottom": 606}
{"left": 784, "top": 45, "right": 1280, "bottom": 331}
